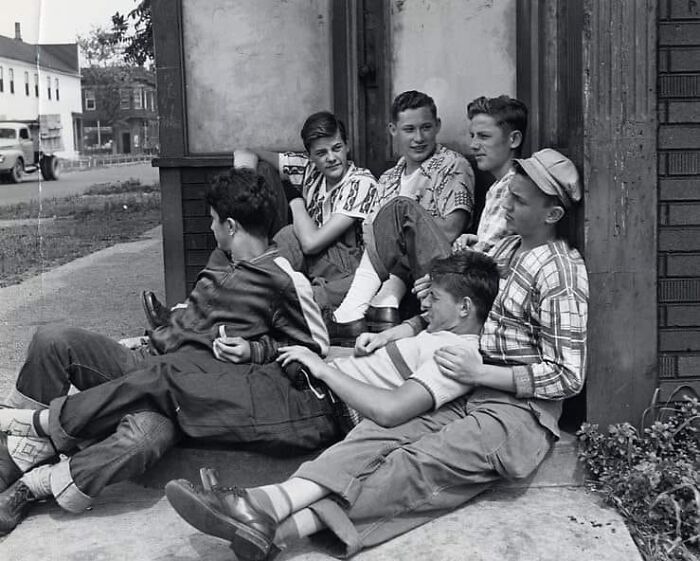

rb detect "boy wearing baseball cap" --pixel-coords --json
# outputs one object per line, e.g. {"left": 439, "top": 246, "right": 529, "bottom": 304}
{"left": 163, "top": 148, "right": 589, "bottom": 560}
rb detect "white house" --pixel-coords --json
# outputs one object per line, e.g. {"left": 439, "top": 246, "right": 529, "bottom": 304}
{"left": 0, "top": 23, "right": 82, "bottom": 158}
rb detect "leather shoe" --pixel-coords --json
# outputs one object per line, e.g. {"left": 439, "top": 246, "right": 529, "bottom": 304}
{"left": 141, "top": 290, "right": 171, "bottom": 329}
{"left": 366, "top": 306, "right": 401, "bottom": 333}
{"left": 0, "top": 480, "right": 34, "bottom": 535}
{"left": 326, "top": 316, "right": 367, "bottom": 347}
{"left": 165, "top": 479, "right": 278, "bottom": 561}
{"left": 0, "top": 433, "right": 21, "bottom": 493}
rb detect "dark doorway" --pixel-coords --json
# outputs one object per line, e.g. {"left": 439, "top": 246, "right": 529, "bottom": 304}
{"left": 122, "top": 132, "right": 131, "bottom": 154}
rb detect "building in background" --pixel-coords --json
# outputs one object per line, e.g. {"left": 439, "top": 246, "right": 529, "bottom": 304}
{"left": 0, "top": 23, "right": 82, "bottom": 158}
{"left": 81, "top": 66, "right": 158, "bottom": 155}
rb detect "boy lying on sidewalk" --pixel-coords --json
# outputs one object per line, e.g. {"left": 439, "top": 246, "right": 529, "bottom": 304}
{"left": 276, "top": 250, "right": 498, "bottom": 429}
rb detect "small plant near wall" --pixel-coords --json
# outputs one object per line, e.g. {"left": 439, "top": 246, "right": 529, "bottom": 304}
{"left": 577, "top": 389, "right": 700, "bottom": 561}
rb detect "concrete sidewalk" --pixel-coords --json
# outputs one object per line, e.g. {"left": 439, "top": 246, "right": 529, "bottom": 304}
{"left": 0, "top": 230, "right": 643, "bottom": 561}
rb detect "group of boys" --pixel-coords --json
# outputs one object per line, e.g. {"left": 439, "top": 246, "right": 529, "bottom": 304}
{"left": 0, "top": 89, "right": 589, "bottom": 561}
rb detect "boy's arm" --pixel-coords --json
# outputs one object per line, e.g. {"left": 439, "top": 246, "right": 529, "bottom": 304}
{"left": 277, "top": 344, "right": 433, "bottom": 427}
{"left": 288, "top": 201, "right": 357, "bottom": 255}
{"left": 430, "top": 209, "right": 469, "bottom": 243}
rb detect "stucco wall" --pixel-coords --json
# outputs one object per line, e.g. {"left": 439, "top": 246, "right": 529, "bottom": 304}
{"left": 0, "top": 56, "right": 81, "bottom": 157}
{"left": 390, "top": 0, "right": 516, "bottom": 153}
{"left": 182, "top": 0, "right": 332, "bottom": 154}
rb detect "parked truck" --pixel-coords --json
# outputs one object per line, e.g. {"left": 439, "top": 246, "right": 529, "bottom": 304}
{"left": 0, "top": 115, "right": 62, "bottom": 183}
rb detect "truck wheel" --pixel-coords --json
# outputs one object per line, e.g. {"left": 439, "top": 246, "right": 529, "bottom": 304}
{"left": 40, "top": 156, "right": 60, "bottom": 181}
{"left": 9, "top": 158, "right": 23, "bottom": 183}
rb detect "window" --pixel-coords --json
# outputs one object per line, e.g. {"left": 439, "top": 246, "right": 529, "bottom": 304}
{"left": 85, "top": 89, "right": 96, "bottom": 111}
{"left": 146, "top": 90, "right": 154, "bottom": 111}
{"left": 55, "top": 78, "right": 59, "bottom": 101}
{"left": 133, "top": 87, "right": 143, "bottom": 110}
{"left": 0, "top": 67, "right": 3, "bottom": 93}
{"left": 9, "top": 69, "right": 14, "bottom": 94}
{"left": 119, "top": 88, "right": 131, "bottom": 109}
{"left": 24, "top": 72, "right": 29, "bottom": 96}
{"left": 47, "top": 76, "right": 51, "bottom": 100}
{"left": 19, "top": 128, "right": 29, "bottom": 140}
{"left": 34, "top": 74, "right": 38, "bottom": 97}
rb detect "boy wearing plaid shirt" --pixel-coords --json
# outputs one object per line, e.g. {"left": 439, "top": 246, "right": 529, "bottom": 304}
{"left": 164, "top": 148, "right": 589, "bottom": 560}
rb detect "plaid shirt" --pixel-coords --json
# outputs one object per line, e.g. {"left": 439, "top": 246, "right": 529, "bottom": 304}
{"left": 482, "top": 236, "right": 589, "bottom": 402}
{"left": 473, "top": 169, "right": 515, "bottom": 254}
{"left": 372, "top": 144, "right": 474, "bottom": 225}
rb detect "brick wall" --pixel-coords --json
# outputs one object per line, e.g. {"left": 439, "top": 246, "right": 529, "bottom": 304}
{"left": 657, "top": 0, "right": 700, "bottom": 399}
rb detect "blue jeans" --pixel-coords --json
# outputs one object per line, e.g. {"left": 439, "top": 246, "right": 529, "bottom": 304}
{"left": 294, "top": 389, "right": 553, "bottom": 557}
{"left": 6, "top": 326, "right": 179, "bottom": 509}
{"left": 274, "top": 224, "right": 363, "bottom": 312}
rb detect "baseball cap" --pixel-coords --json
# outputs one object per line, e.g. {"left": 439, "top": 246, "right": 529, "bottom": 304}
{"left": 513, "top": 148, "right": 581, "bottom": 208}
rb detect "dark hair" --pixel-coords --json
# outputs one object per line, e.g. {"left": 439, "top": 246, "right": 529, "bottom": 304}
{"left": 206, "top": 168, "right": 276, "bottom": 238}
{"left": 430, "top": 251, "right": 500, "bottom": 324}
{"left": 467, "top": 95, "right": 528, "bottom": 155}
{"left": 390, "top": 90, "right": 438, "bottom": 123}
{"left": 301, "top": 111, "right": 347, "bottom": 151}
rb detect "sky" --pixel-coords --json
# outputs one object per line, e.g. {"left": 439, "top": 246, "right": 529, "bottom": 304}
{"left": 0, "top": 0, "right": 139, "bottom": 44}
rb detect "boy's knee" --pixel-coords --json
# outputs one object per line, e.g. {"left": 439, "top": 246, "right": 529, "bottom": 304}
{"left": 119, "top": 411, "right": 178, "bottom": 460}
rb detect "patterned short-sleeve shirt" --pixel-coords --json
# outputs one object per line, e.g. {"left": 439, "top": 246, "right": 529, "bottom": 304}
{"left": 372, "top": 144, "right": 475, "bottom": 225}
{"left": 279, "top": 152, "right": 378, "bottom": 227}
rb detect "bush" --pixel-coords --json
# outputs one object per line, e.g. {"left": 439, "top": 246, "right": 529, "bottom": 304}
{"left": 578, "top": 394, "right": 700, "bottom": 561}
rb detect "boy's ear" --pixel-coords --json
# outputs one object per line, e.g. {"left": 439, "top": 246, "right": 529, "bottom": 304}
{"left": 459, "top": 296, "right": 473, "bottom": 318}
{"left": 388, "top": 121, "right": 397, "bottom": 137}
{"left": 509, "top": 130, "right": 523, "bottom": 151}
{"left": 544, "top": 205, "right": 565, "bottom": 225}
{"left": 225, "top": 218, "right": 238, "bottom": 236}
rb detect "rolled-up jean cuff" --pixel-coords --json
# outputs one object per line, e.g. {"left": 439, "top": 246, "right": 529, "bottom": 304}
{"left": 48, "top": 396, "right": 82, "bottom": 452}
{"left": 3, "top": 388, "right": 47, "bottom": 409}
{"left": 308, "top": 498, "right": 363, "bottom": 558}
{"left": 293, "top": 464, "right": 364, "bottom": 508}
{"left": 50, "top": 458, "right": 94, "bottom": 513}
{"left": 362, "top": 224, "right": 390, "bottom": 282}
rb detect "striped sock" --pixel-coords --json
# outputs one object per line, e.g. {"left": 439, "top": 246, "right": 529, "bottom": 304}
{"left": 247, "top": 478, "right": 329, "bottom": 523}
{"left": 274, "top": 508, "right": 325, "bottom": 547}
{"left": 7, "top": 434, "right": 56, "bottom": 472}
{"left": 0, "top": 408, "right": 46, "bottom": 437}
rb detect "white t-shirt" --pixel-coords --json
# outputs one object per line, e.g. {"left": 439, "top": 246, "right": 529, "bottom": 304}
{"left": 331, "top": 330, "right": 481, "bottom": 409}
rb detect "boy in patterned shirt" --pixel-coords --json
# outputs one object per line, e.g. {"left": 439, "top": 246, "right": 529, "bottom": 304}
{"left": 330, "top": 91, "right": 475, "bottom": 342}
{"left": 235, "top": 111, "right": 378, "bottom": 314}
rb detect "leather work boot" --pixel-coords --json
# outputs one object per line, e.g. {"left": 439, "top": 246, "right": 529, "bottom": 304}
{"left": 325, "top": 315, "right": 367, "bottom": 347}
{"left": 0, "top": 480, "right": 35, "bottom": 535}
{"left": 141, "top": 290, "right": 171, "bottom": 329}
{"left": 0, "top": 433, "right": 22, "bottom": 493}
{"left": 165, "top": 479, "right": 280, "bottom": 561}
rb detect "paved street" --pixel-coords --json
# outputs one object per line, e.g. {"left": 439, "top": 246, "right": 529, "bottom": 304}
{"left": 0, "top": 162, "right": 160, "bottom": 206}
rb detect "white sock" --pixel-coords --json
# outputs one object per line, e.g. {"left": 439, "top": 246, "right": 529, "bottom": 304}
{"left": 369, "top": 275, "right": 407, "bottom": 308}
{"left": 249, "top": 478, "right": 329, "bottom": 523}
{"left": 7, "top": 435, "right": 56, "bottom": 472}
{"left": 274, "top": 508, "right": 326, "bottom": 547}
{"left": 333, "top": 252, "right": 382, "bottom": 323}
{"left": 21, "top": 464, "right": 52, "bottom": 499}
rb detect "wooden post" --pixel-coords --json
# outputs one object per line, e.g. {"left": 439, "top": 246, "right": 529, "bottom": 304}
{"left": 152, "top": 0, "right": 188, "bottom": 304}
{"left": 582, "top": 0, "right": 658, "bottom": 426}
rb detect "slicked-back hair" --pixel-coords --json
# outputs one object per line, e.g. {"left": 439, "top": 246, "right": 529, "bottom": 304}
{"left": 301, "top": 111, "right": 347, "bottom": 152}
{"left": 390, "top": 90, "right": 438, "bottom": 123}
{"left": 206, "top": 168, "right": 276, "bottom": 238}
{"left": 467, "top": 95, "right": 528, "bottom": 155}
{"left": 430, "top": 251, "right": 500, "bottom": 325}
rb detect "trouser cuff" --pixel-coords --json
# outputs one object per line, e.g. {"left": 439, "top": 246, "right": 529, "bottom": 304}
{"left": 308, "top": 498, "right": 362, "bottom": 558}
{"left": 51, "top": 458, "right": 94, "bottom": 513}
{"left": 48, "top": 396, "right": 82, "bottom": 452}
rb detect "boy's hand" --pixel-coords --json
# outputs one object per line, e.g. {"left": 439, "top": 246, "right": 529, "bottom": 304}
{"left": 213, "top": 326, "right": 251, "bottom": 363}
{"left": 434, "top": 345, "right": 484, "bottom": 387}
{"left": 233, "top": 148, "right": 259, "bottom": 170}
{"left": 277, "top": 345, "right": 326, "bottom": 378}
{"left": 354, "top": 332, "right": 388, "bottom": 356}
{"left": 452, "top": 234, "right": 478, "bottom": 253}
{"left": 412, "top": 274, "right": 432, "bottom": 308}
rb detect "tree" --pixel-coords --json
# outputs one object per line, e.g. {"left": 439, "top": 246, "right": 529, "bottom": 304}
{"left": 77, "top": 26, "right": 123, "bottom": 67}
{"left": 111, "top": 0, "right": 153, "bottom": 67}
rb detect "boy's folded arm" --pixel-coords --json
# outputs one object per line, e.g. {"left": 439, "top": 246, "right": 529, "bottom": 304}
{"left": 316, "top": 366, "right": 433, "bottom": 427}
{"left": 291, "top": 210, "right": 356, "bottom": 255}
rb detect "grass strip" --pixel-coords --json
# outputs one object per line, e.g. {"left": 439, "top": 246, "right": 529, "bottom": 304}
{"left": 0, "top": 181, "right": 161, "bottom": 288}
